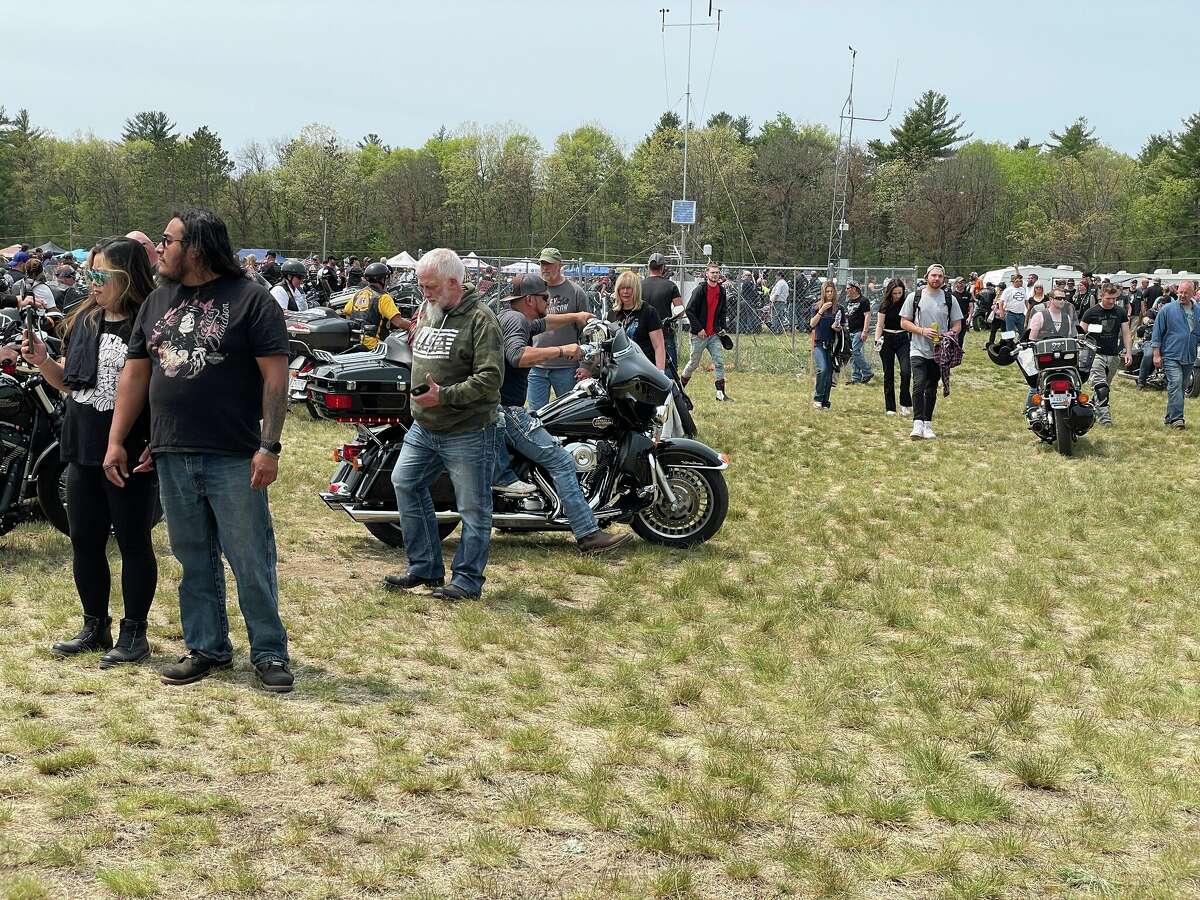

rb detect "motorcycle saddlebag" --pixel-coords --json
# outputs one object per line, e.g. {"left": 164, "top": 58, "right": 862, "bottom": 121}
{"left": 1068, "top": 402, "right": 1094, "bottom": 434}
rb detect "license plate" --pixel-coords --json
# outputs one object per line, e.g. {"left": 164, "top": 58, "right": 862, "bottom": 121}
{"left": 1048, "top": 394, "right": 1071, "bottom": 409}
{"left": 289, "top": 376, "right": 307, "bottom": 395}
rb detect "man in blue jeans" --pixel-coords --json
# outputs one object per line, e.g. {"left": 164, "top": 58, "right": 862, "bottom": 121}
{"left": 844, "top": 282, "right": 874, "bottom": 384}
{"left": 527, "top": 248, "right": 590, "bottom": 411}
{"left": 385, "top": 249, "right": 504, "bottom": 601}
{"left": 1150, "top": 280, "right": 1199, "bottom": 429}
{"left": 105, "top": 208, "right": 294, "bottom": 692}
{"left": 493, "top": 274, "right": 632, "bottom": 554}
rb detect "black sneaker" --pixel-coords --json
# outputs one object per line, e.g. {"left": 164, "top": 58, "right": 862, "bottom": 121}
{"left": 432, "top": 584, "right": 480, "bottom": 602}
{"left": 255, "top": 659, "right": 294, "bottom": 693}
{"left": 383, "top": 572, "right": 445, "bottom": 591}
{"left": 160, "top": 652, "right": 231, "bottom": 686}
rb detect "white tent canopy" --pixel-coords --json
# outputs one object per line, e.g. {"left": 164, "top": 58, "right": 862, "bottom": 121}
{"left": 500, "top": 259, "right": 540, "bottom": 274}
{"left": 387, "top": 250, "right": 418, "bottom": 269}
{"left": 462, "top": 251, "right": 487, "bottom": 270}
{"left": 980, "top": 264, "right": 1082, "bottom": 291}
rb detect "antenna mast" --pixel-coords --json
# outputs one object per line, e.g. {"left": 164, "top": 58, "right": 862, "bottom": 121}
{"left": 827, "top": 49, "right": 898, "bottom": 280}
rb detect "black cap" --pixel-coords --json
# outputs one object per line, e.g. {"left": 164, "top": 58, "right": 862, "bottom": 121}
{"left": 510, "top": 273, "right": 549, "bottom": 298}
{"left": 648, "top": 253, "right": 665, "bottom": 267}
{"left": 266, "top": 250, "right": 277, "bottom": 258}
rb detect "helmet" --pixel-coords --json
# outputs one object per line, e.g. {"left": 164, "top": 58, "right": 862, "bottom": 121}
{"left": 363, "top": 262, "right": 389, "bottom": 282}
{"left": 281, "top": 260, "right": 306, "bottom": 278}
{"left": 987, "top": 341, "right": 1016, "bottom": 366}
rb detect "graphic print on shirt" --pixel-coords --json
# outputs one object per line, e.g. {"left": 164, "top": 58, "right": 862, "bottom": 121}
{"left": 72, "top": 332, "right": 126, "bottom": 412}
{"left": 146, "top": 296, "right": 229, "bottom": 378}
{"left": 412, "top": 326, "right": 459, "bottom": 360}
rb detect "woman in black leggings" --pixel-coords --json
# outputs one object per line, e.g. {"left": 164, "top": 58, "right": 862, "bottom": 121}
{"left": 22, "top": 237, "right": 157, "bottom": 667}
{"left": 873, "top": 278, "right": 911, "bottom": 416}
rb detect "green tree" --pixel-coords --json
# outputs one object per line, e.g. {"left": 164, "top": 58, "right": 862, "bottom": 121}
{"left": 1014, "top": 137, "right": 1034, "bottom": 151}
{"left": 1046, "top": 116, "right": 1098, "bottom": 158}
{"left": 1138, "top": 132, "right": 1173, "bottom": 166}
{"left": 1165, "top": 112, "right": 1200, "bottom": 180}
{"left": 867, "top": 90, "right": 969, "bottom": 163}
{"left": 180, "top": 126, "right": 232, "bottom": 209}
{"left": 122, "top": 111, "right": 178, "bottom": 146}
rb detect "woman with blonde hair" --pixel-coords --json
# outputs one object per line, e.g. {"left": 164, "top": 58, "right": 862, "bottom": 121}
{"left": 21, "top": 236, "right": 158, "bottom": 666}
{"left": 607, "top": 270, "right": 666, "bottom": 369}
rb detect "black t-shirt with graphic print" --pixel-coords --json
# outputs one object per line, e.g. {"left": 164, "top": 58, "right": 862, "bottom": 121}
{"left": 127, "top": 275, "right": 289, "bottom": 456}
{"left": 608, "top": 304, "right": 663, "bottom": 363}
{"left": 59, "top": 317, "right": 151, "bottom": 466}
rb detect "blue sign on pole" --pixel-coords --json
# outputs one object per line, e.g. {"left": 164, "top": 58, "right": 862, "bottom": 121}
{"left": 671, "top": 200, "right": 697, "bottom": 225}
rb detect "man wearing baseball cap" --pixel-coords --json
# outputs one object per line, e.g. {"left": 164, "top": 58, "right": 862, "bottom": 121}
{"left": 641, "top": 253, "right": 684, "bottom": 371}
{"left": 491, "top": 274, "right": 632, "bottom": 554}
{"left": 900, "top": 263, "right": 962, "bottom": 440}
{"left": 529, "top": 248, "right": 591, "bottom": 410}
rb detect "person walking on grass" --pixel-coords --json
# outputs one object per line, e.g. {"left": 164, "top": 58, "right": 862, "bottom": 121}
{"left": 809, "top": 280, "right": 842, "bottom": 411}
{"left": 845, "top": 282, "right": 873, "bottom": 384}
{"left": 21, "top": 238, "right": 158, "bottom": 667}
{"left": 681, "top": 261, "right": 732, "bottom": 401}
{"left": 105, "top": 208, "right": 294, "bottom": 693}
{"left": 528, "top": 248, "right": 590, "bottom": 411}
{"left": 874, "top": 277, "right": 911, "bottom": 417}
{"left": 1078, "top": 283, "right": 1133, "bottom": 427}
{"left": 901, "top": 264, "right": 962, "bottom": 440}
{"left": 1000, "top": 267, "right": 1027, "bottom": 335}
{"left": 1149, "top": 280, "right": 1200, "bottom": 430}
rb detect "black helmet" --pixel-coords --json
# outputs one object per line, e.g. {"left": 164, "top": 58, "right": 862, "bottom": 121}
{"left": 987, "top": 341, "right": 1016, "bottom": 366}
{"left": 281, "top": 259, "right": 306, "bottom": 278}
{"left": 363, "top": 262, "right": 389, "bottom": 282}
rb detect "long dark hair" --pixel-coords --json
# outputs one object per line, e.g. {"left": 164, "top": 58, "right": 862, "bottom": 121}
{"left": 173, "top": 206, "right": 245, "bottom": 280}
{"left": 63, "top": 237, "right": 155, "bottom": 336}
{"left": 880, "top": 278, "right": 907, "bottom": 311}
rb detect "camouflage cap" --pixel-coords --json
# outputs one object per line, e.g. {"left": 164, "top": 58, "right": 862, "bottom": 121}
{"left": 538, "top": 247, "right": 563, "bottom": 263}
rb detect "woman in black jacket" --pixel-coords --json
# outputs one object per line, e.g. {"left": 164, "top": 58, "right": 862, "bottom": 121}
{"left": 22, "top": 237, "right": 158, "bottom": 666}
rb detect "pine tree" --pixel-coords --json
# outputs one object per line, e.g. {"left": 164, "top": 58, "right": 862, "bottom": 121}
{"left": 1166, "top": 112, "right": 1200, "bottom": 180}
{"left": 1014, "top": 137, "right": 1033, "bottom": 151}
{"left": 867, "top": 90, "right": 969, "bottom": 163}
{"left": 1046, "top": 116, "right": 1098, "bottom": 158}
{"left": 122, "top": 111, "right": 178, "bottom": 146}
{"left": 1139, "top": 132, "right": 1173, "bottom": 166}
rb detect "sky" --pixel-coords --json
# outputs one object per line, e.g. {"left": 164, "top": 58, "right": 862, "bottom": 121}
{"left": 9, "top": 0, "right": 1197, "bottom": 160}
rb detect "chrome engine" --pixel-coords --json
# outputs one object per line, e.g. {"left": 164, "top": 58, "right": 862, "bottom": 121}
{"left": 563, "top": 441, "right": 599, "bottom": 475}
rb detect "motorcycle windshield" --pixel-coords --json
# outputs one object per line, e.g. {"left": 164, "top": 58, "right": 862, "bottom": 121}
{"left": 608, "top": 331, "right": 671, "bottom": 406}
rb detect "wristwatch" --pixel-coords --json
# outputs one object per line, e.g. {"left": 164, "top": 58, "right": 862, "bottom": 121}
{"left": 260, "top": 441, "right": 282, "bottom": 456}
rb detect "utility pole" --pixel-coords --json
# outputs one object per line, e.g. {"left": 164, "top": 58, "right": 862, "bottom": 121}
{"left": 320, "top": 214, "right": 328, "bottom": 260}
{"left": 827, "top": 48, "right": 897, "bottom": 281}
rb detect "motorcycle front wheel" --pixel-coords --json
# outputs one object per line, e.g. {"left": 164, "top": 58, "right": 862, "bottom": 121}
{"left": 1053, "top": 408, "right": 1073, "bottom": 457}
{"left": 632, "top": 460, "right": 728, "bottom": 548}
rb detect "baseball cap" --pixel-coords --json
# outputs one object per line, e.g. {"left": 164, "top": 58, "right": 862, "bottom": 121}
{"left": 648, "top": 252, "right": 665, "bottom": 267}
{"left": 510, "top": 273, "right": 549, "bottom": 298}
{"left": 538, "top": 247, "right": 563, "bottom": 264}
{"left": 9, "top": 251, "right": 30, "bottom": 266}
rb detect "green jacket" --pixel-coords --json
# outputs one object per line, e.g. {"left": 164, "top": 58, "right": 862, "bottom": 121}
{"left": 409, "top": 291, "right": 502, "bottom": 433}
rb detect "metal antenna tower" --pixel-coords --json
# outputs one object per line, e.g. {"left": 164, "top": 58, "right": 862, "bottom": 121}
{"left": 827, "top": 48, "right": 897, "bottom": 279}
{"left": 661, "top": 1, "right": 721, "bottom": 272}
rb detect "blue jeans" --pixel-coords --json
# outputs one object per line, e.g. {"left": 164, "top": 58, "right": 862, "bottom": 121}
{"left": 1164, "top": 359, "right": 1192, "bottom": 424}
{"left": 813, "top": 344, "right": 833, "bottom": 406}
{"left": 155, "top": 453, "right": 288, "bottom": 666}
{"left": 526, "top": 366, "right": 577, "bottom": 413}
{"left": 1139, "top": 349, "right": 1156, "bottom": 384}
{"left": 682, "top": 334, "right": 726, "bottom": 380}
{"left": 1005, "top": 312, "right": 1026, "bottom": 334}
{"left": 494, "top": 406, "right": 597, "bottom": 540}
{"left": 850, "top": 332, "right": 873, "bottom": 381}
{"left": 392, "top": 421, "right": 495, "bottom": 595}
{"left": 664, "top": 330, "right": 678, "bottom": 371}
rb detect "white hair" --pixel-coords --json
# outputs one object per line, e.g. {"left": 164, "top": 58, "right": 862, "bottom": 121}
{"left": 416, "top": 248, "right": 465, "bottom": 285}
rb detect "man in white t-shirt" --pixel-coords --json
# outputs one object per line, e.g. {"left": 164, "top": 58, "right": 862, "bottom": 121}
{"left": 900, "top": 263, "right": 963, "bottom": 441}
{"left": 1000, "top": 268, "right": 1027, "bottom": 334}
{"left": 766, "top": 272, "right": 789, "bottom": 332}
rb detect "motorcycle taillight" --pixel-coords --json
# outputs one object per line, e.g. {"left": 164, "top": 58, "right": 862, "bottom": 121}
{"left": 325, "top": 394, "right": 353, "bottom": 410}
{"left": 1037, "top": 353, "right": 1055, "bottom": 365}
{"left": 0, "top": 360, "right": 14, "bottom": 376}
{"left": 1048, "top": 379, "right": 1072, "bottom": 393}
{"left": 287, "top": 322, "right": 311, "bottom": 332}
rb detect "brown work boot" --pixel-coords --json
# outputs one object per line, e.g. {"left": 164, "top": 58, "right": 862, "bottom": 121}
{"left": 577, "top": 530, "right": 634, "bottom": 555}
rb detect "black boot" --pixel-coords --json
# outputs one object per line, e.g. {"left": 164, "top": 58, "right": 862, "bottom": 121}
{"left": 51, "top": 616, "right": 112, "bottom": 656}
{"left": 99, "top": 619, "right": 150, "bottom": 668}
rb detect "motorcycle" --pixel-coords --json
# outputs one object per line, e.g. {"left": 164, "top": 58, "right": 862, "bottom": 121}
{"left": 1118, "top": 317, "right": 1200, "bottom": 397}
{"left": 308, "top": 319, "right": 729, "bottom": 549}
{"left": 285, "top": 307, "right": 364, "bottom": 411}
{"left": 1010, "top": 330, "right": 1096, "bottom": 456}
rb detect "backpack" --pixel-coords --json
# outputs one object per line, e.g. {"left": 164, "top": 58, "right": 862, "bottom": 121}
{"left": 908, "top": 288, "right": 958, "bottom": 329}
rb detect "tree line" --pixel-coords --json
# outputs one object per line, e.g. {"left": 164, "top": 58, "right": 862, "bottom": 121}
{"left": 1, "top": 95, "right": 1198, "bottom": 272}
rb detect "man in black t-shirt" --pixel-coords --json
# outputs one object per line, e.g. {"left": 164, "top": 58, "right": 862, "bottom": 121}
{"left": 845, "top": 282, "right": 874, "bottom": 384}
{"left": 1079, "top": 283, "right": 1133, "bottom": 426}
{"left": 259, "top": 251, "right": 281, "bottom": 286}
{"left": 640, "top": 253, "right": 683, "bottom": 370}
{"left": 105, "top": 208, "right": 294, "bottom": 693}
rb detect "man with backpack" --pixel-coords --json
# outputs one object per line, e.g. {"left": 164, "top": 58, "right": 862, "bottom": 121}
{"left": 900, "top": 264, "right": 962, "bottom": 440}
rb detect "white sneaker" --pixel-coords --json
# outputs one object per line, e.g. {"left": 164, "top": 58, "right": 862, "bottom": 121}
{"left": 922, "top": 421, "right": 937, "bottom": 439}
{"left": 495, "top": 479, "right": 537, "bottom": 497}
{"left": 812, "top": 401, "right": 823, "bottom": 410}
{"left": 900, "top": 406, "right": 912, "bottom": 417}
{"left": 910, "top": 421, "right": 924, "bottom": 440}
{"left": 885, "top": 410, "right": 896, "bottom": 416}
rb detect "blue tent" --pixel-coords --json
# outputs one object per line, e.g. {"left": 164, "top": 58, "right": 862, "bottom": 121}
{"left": 70, "top": 248, "right": 89, "bottom": 261}
{"left": 237, "top": 248, "right": 283, "bottom": 262}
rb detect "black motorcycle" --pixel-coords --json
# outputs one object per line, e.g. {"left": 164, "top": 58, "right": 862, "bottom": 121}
{"left": 285, "top": 307, "right": 364, "bottom": 411}
{"left": 1012, "top": 333, "right": 1096, "bottom": 456}
{"left": 308, "top": 320, "right": 729, "bottom": 549}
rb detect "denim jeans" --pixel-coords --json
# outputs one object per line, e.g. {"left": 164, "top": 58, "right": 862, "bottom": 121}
{"left": 494, "top": 406, "right": 597, "bottom": 540}
{"left": 1139, "top": 349, "right": 1156, "bottom": 384}
{"left": 1163, "top": 359, "right": 1192, "bottom": 424}
{"left": 663, "top": 329, "right": 678, "bottom": 371}
{"left": 526, "top": 366, "right": 577, "bottom": 413}
{"left": 156, "top": 453, "right": 288, "bottom": 666}
{"left": 812, "top": 344, "right": 833, "bottom": 406}
{"left": 392, "top": 421, "right": 495, "bottom": 595}
{"left": 1004, "top": 312, "right": 1026, "bottom": 334}
{"left": 850, "top": 332, "right": 873, "bottom": 381}
{"left": 682, "top": 334, "right": 725, "bottom": 379}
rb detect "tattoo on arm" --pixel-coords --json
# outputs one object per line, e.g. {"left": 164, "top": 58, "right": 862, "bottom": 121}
{"left": 261, "top": 378, "right": 288, "bottom": 444}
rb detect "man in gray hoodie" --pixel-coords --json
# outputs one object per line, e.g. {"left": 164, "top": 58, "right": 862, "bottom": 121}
{"left": 385, "top": 249, "right": 503, "bottom": 601}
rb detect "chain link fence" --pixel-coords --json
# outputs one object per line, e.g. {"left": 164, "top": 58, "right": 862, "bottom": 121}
{"left": 382, "top": 255, "right": 916, "bottom": 375}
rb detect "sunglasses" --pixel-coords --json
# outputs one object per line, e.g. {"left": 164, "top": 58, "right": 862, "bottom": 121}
{"left": 157, "top": 234, "right": 187, "bottom": 248}
{"left": 86, "top": 269, "right": 115, "bottom": 285}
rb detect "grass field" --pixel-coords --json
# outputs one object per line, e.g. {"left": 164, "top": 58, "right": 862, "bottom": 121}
{"left": 1, "top": 347, "right": 1199, "bottom": 899}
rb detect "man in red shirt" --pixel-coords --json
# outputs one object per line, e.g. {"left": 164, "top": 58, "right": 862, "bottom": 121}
{"left": 681, "top": 262, "right": 731, "bottom": 401}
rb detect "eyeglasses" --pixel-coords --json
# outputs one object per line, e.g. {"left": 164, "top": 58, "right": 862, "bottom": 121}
{"left": 157, "top": 234, "right": 187, "bottom": 248}
{"left": 86, "top": 269, "right": 114, "bottom": 286}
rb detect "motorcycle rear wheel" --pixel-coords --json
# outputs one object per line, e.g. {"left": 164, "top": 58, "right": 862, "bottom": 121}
{"left": 632, "top": 461, "right": 728, "bottom": 548}
{"left": 1053, "top": 408, "right": 1073, "bottom": 457}
{"left": 38, "top": 462, "right": 165, "bottom": 537}
{"left": 365, "top": 521, "right": 458, "bottom": 548}
{"left": 1187, "top": 368, "right": 1200, "bottom": 398}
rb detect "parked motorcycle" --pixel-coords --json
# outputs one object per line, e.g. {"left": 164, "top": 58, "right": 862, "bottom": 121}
{"left": 285, "top": 307, "right": 364, "bottom": 411}
{"left": 1009, "top": 331, "right": 1096, "bottom": 456}
{"left": 308, "top": 319, "right": 729, "bottom": 548}
{"left": 1118, "top": 317, "right": 1200, "bottom": 397}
